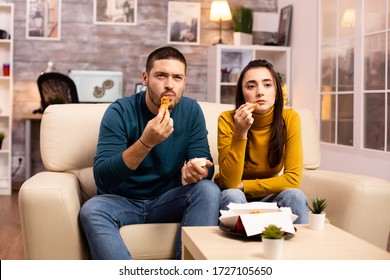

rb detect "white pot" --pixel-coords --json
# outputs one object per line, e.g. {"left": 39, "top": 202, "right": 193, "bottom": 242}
{"left": 262, "top": 238, "right": 284, "bottom": 259}
{"left": 308, "top": 212, "right": 326, "bottom": 230}
{"left": 233, "top": 32, "right": 253, "bottom": 45}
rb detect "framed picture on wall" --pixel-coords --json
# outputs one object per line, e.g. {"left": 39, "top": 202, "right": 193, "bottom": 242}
{"left": 277, "top": 5, "right": 293, "bottom": 46}
{"left": 94, "top": 0, "right": 137, "bottom": 25}
{"left": 26, "top": 0, "right": 61, "bottom": 40}
{"left": 167, "top": 2, "right": 200, "bottom": 45}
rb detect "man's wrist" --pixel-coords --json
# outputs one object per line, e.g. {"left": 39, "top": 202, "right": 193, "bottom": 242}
{"left": 139, "top": 137, "right": 152, "bottom": 149}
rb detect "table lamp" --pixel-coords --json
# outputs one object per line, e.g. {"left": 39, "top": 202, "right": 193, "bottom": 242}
{"left": 209, "top": 0, "right": 232, "bottom": 44}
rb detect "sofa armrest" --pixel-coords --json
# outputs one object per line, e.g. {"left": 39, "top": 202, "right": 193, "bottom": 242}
{"left": 301, "top": 169, "right": 390, "bottom": 250}
{"left": 18, "top": 171, "right": 89, "bottom": 259}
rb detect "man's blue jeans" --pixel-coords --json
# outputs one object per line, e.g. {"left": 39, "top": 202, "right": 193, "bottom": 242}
{"left": 79, "top": 179, "right": 221, "bottom": 260}
{"left": 220, "top": 188, "right": 308, "bottom": 224}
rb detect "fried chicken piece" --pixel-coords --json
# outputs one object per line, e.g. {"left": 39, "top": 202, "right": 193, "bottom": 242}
{"left": 246, "top": 102, "right": 258, "bottom": 108}
{"left": 160, "top": 96, "right": 170, "bottom": 119}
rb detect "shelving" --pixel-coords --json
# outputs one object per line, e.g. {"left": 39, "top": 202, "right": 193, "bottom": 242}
{"left": 207, "top": 45, "right": 291, "bottom": 105}
{"left": 0, "top": 3, "right": 13, "bottom": 195}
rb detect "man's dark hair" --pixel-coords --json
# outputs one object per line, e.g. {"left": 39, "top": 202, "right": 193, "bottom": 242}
{"left": 145, "top": 46, "right": 187, "bottom": 74}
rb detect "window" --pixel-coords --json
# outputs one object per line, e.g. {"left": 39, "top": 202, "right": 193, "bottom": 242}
{"left": 320, "top": 0, "right": 390, "bottom": 152}
{"left": 320, "top": 0, "right": 355, "bottom": 147}
{"left": 363, "top": 0, "right": 389, "bottom": 151}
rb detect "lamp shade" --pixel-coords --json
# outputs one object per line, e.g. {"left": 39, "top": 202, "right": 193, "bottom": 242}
{"left": 342, "top": 8, "right": 355, "bottom": 28}
{"left": 209, "top": 1, "right": 232, "bottom": 22}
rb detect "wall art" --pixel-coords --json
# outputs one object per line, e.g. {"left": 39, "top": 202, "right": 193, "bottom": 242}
{"left": 26, "top": 0, "right": 61, "bottom": 40}
{"left": 167, "top": 1, "right": 200, "bottom": 45}
{"left": 94, "top": 0, "right": 137, "bottom": 25}
{"left": 277, "top": 5, "right": 293, "bottom": 46}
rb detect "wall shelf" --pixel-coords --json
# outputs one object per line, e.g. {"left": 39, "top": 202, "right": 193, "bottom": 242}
{"left": 0, "top": 3, "right": 14, "bottom": 195}
{"left": 207, "top": 44, "right": 291, "bottom": 105}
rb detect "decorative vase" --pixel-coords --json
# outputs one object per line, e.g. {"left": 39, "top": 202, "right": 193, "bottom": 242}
{"left": 262, "top": 237, "right": 284, "bottom": 259}
{"left": 308, "top": 212, "right": 326, "bottom": 230}
{"left": 233, "top": 32, "right": 253, "bottom": 45}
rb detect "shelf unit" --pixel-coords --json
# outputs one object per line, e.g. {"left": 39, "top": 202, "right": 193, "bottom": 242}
{"left": 0, "top": 3, "right": 13, "bottom": 195}
{"left": 207, "top": 45, "right": 291, "bottom": 105}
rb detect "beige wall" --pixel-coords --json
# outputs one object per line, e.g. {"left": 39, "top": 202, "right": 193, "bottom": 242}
{"left": 10, "top": 0, "right": 278, "bottom": 181}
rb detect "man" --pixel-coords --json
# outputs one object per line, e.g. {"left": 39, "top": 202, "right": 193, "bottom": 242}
{"left": 79, "top": 46, "right": 220, "bottom": 260}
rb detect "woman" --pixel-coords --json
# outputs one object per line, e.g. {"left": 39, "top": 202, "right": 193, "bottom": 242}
{"left": 215, "top": 59, "right": 308, "bottom": 224}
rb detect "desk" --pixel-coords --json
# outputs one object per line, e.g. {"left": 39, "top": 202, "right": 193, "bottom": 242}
{"left": 182, "top": 224, "right": 390, "bottom": 260}
{"left": 22, "top": 113, "right": 42, "bottom": 180}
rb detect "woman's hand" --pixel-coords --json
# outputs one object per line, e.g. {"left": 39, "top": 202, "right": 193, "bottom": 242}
{"left": 233, "top": 103, "right": 256, "bottom": 139}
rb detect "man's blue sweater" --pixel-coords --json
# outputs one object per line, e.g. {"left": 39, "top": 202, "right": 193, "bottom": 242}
{"left": 93, "top": 92, "right": 214, "bottom": 199}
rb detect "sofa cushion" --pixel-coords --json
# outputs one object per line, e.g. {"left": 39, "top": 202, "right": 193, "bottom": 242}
{"left": 40, "top": 103, "right": 321, "bottom": 201}
{"left": 71, "top": 167, "right": 97, "bottom": 203}
{"left": 293, "top": 107, "right": 321, "bottom": 169}
{"left": 40, "top": 103, "right": 109, "bottom": 172}
{"left": 198, "top": 102, "right": 235, "bottom": 168}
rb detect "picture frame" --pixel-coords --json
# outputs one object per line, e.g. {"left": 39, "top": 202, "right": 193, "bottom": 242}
{"left": 26, "top": 0, "right": 61, "bottom": 40}
{"left": 277, "top": 5, "right": 293, "bottom": 46}
{"left": 167, "top": 1, "right": 200, "bottom": 45}
{"left": 94, "top": 0, "right": 137, "bottom": 25}
{"left": 134, "top": 82, "right": 146, "bottom": 94}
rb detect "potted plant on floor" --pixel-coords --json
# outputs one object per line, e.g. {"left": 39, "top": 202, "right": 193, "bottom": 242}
{"left": 232, "top": 6, "right": 253, "bottom": 45}
{"left": 261, "top": 224, "right": 284, "bottom": 259}
{"left": 0, "top": 131, "right": 5, "bottom": 150}
{"left": 308, "top": 197, "right": 328, "bottom": 230}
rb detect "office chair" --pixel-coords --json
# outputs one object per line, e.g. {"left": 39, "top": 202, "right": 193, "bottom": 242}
{"left": 34, "top": 72, "right": 79, "bottom": 114}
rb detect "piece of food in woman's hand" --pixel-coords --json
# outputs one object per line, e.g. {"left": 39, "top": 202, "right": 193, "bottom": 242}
{"left": 246, "top": 102, "right": 258, "bottom": 108}
{"left": 160, "top": 96, "right": 170, "bottom": 118}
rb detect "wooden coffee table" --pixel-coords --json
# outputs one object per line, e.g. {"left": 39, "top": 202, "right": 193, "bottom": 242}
{"left": 182, "top": 224, "right": 390, "bottom": 260}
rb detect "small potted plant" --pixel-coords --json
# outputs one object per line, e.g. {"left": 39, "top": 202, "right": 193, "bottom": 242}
{"left": 261, "top": 224, "right": 284, "bottom": 259}
{"left": 232, "top": 6, "right": 253, "bottom": 45}
{"left": 0, "top": 131, "right": 5, "bottom": 149}
{"left": 308, "top": 197, "right": 328, "bottom": 230}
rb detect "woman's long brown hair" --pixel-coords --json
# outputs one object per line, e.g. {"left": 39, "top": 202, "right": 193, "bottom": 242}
{"left": 235, "top": 59, "right": 286, "bottom": 168}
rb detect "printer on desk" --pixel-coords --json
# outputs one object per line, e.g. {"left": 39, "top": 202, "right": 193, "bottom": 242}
{"left": 68, "top": 70, "right": 124, "bottom": 103}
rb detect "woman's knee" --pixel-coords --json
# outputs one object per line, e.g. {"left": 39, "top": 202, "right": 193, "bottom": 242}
{"left": 220, "top": 189, "right": 247, "bottom": 211}
{"left": 283, "top": 188, "right": 307, "bottom": 204}
{"left": 221, "top": 189, "right": 246, "bottom": 203}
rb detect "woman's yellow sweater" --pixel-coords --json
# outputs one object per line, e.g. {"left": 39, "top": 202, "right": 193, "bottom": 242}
{"left": 216, "top": 107, "right": 303, "bottom": 199}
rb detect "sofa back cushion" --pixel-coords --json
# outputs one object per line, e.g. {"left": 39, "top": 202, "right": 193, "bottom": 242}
{"left": 39, "top": 102, "right": 320, "bottom": 200}
{"left": 197, "top": 102, "right": 235, "bottom": 167}
{"left": 40, "top": 103, "right": 110, "bottom": 171}
{"left": 293, "top": 107, "right": 321, "bottom": 170}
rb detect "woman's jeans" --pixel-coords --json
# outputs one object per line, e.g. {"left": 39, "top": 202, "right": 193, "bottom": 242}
{"left": 79, "top": 179, "right": 220, "bottom": 260}
{"left": 220, "top": 188, "right": 308, "bottom": 224}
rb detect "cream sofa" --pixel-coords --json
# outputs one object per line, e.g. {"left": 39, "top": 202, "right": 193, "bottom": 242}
{"left": 18, "top": 102, "right": 390, "bottom": 259}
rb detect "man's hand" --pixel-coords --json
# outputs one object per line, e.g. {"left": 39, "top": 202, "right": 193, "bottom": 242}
{"left": 139, "top": 108, "right": 174, "bottom": 148}
{"left": 182, "top": 159, "right": 213, "bottom": 184}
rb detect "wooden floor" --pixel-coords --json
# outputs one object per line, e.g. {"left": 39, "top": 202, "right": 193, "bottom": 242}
{"left": 0, "top": 190, "right": 25, "bottom": 260}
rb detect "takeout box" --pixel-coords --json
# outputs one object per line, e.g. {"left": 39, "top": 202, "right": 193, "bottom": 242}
{"left": 219, "top": 202, "right": 297, "bottom": 236}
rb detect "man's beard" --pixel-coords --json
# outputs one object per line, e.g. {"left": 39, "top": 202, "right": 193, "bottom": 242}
{"left": 147, "top": 86, "right": 178, "bottom": 109}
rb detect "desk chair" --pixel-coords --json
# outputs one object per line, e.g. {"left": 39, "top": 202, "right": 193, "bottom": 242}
{"left": 34, "top": 72, "right": 79, "bottom": 114}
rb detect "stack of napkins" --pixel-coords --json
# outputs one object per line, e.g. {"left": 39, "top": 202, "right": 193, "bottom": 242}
{"left": 219, "top": 202, "right": 297, "bottom": 236}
